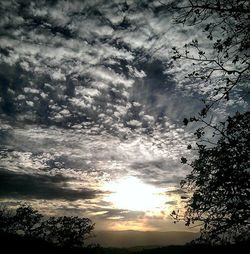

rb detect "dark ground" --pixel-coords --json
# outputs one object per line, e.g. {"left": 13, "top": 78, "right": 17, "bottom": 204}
{"left": 0, "top": 232, "right": 249, "bottom": 254}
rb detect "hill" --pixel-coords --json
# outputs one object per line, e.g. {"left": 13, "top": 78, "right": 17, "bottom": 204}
{"left": 0, "top": 231, "right": 249, "bottom": 254}
{"left": 90, "top": 230, "right": 199, "bottom": 248}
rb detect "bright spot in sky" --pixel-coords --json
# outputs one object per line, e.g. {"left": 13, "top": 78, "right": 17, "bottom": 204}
{"left": 105, "top": 177, "right": 166, "bottom": 212}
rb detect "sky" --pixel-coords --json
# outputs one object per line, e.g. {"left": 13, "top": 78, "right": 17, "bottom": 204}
{"left": 0, "top": 0, "right": 248, "bottom": 234}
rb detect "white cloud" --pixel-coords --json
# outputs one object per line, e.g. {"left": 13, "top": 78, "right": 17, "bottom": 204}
{"left": 0, "top": 0, "right": 245, "bottom": 232}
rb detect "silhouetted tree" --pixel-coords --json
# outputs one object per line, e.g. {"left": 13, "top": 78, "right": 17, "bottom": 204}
{"left": 11, "top": 204, "right": 43, "bottom": 237}
{"left": 0, "top": 205, "right": 12, "bottom": 233}
{"left": 172, "top": 111, "right": 250, "bottom": 244}
{"left": 167, "top": 0, "right": 250, "bottom": 244}
{"left": 170, "top": 0, "right": 250, "bottom": 116}
{"left": 0, "top": 204, "right": 94, "bottom": 248}
{"left": 40, "top": 216, "right": 94, "bottom": 248}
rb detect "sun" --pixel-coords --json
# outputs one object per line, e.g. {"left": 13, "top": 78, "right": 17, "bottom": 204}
{"left": 104, "top": 177, "right": 166, "bottom": 212}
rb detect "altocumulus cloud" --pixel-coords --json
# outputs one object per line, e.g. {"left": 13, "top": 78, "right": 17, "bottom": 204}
{"left": 0, "top": 168, "right": 104, "bottom": 201}
{"left": 1, "top": 0, "right": 246, "bottom": 231}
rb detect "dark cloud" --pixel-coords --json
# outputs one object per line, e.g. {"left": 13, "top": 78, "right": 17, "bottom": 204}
{"left": 166, "top": 188, "right": 186, "bottom": 195}
{"left": 0, "top": 168, "right": 102, "bottom": 201}
{"left": 131, "top": 159, "right": 188, "bottom": 187}
{"left": 0, "top": 0, "right": 200, "bottom": 135}
{"left": 0, "top": 0, "right": 246, "bottom": 232}
{"left": 94, "top": 209, "right": 144, "bottom": 221}
{"left": 165, "top": 200, "right": 177, "bottom": 205}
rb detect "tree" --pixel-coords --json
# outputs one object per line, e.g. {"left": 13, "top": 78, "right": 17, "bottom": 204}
{"left": 168, "top": 0, "right": 250, "bottom": 244}
{"left": 11, "top": 204, "right": 43, "bottom": 237}
{"left": 171, "top": 0, "right": 250, "bottom": 116}
{"left": 176, "top": 112, "right": 250, "bottom": 244}
{"left": 39, "top": 216, "right": 94, "bottom": 248}
{"left": 0, "top": 205, "right": 13, "bottom": 233}
{"left": 0, "top": 204, "right": 94, "bottom": 248}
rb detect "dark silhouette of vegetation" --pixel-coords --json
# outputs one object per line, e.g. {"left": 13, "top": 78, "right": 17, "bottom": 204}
{"left": 0, "top": 205, "right": 249, "bottom": 253}
{"left": 135, "top": 242, "right": 250, "bottom": 254}
{"left": 173, "top": 112, "right": 250, "bottom": 244}
{"left": 169, "top": 0, "right": 250, "bottom": 245}
{"left": 40, "top": 215, "right": 94, "bottom": 248}
{"left": 0, "top": 231, "right": 249, "bottom": 254}
{"left": 0, "top": 204, "right": 94, "bottom": 248}
{"left": 171, "top": 0, "right": 250, "bottom": 116}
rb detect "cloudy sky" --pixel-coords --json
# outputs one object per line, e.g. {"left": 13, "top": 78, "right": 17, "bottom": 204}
{"left": 0, "top": 0, "right": 248, "bottom": 233}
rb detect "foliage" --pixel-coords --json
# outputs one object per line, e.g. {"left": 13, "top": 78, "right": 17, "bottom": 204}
{"left": 171, "top": 0, "right": 250, "bottom": 116}
{"left": 0, "top": 205, "right": 13, "bottom": 233}
{"left": 12, "top": 205, "right": 43, "bottom": 236}
{"left": 40, "top": 216, "right": 94, "bottom": 248}
{"left": 174, "top": 112, "right": 250, "bottom": 244}
{"left": 0, "top": 204, "right": 94, "bottom": 248}
{"left": 169, "top": 0, "right": 250, "bottom": 244}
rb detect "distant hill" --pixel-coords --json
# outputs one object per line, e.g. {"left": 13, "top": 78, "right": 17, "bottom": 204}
{"left": 1, "top": 231, "right": 249, "bottom": 254}
{"left": 90, "top": 230, "right": 200, "bottom": 248}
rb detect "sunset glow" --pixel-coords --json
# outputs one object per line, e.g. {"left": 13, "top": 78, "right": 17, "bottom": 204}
{"left": 105, "top": 177, "right": 166, "bottom": 212}
{"left": 1, "top": 1, "right": 247, "bottom": 246}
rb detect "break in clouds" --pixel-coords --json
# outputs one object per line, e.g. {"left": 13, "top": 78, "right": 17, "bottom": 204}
{"left": 0, "top": 0, "right": 247, "bottom": 231}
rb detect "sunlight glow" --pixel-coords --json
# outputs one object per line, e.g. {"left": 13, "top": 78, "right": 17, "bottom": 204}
{"left": 105, "top": 177, "right": 166, "bottom": 212}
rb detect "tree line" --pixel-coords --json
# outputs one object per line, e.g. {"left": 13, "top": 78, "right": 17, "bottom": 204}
{"left": 0, "top": 204, "right": 94, "bottom": 248}
{"left": 168, "top": 0, "right": 250, "bottom": 245}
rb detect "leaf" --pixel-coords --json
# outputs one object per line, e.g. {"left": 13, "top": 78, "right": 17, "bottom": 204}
{"left": 181, "top": 157, "right": 187, "bottom": 164}
{"left": 200, "top": 107, "right": 208, "bottom": 117}
{"left": 225, "top": 91, "right": 229, "bottom": 101}
{"left": 190, "top": 117, "right": 198, "bottom": 122}
{"left": 232, "top": 55, "right": 239, "bottom": 64}
{"left": 183, "top": 118, "right": 189, "bottom": 126}
{"left": 204, "top": 24, "right": 210, "bottom": 31}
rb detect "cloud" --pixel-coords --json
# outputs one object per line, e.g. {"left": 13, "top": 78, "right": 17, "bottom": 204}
{"left": 1, "top": 0, "right": 246, "bottom": 232}
{"left": 0, "top": 168, "right": 103, "bottom": 201}
{"left": 130, "top": 158, "right": 189, "bottom": 187}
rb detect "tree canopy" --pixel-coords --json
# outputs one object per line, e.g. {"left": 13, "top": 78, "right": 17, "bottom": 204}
{"left": 178, "top": 112, "right": 250, "bottom": 244}
{"left": 0, "top": 204, "right": 94, "bottom": 248}
{"left": 172, "top": 0, "right": 250, "bottom": 116}
{"left": 169, "top": 0, "right": 250, "bottom": 244}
